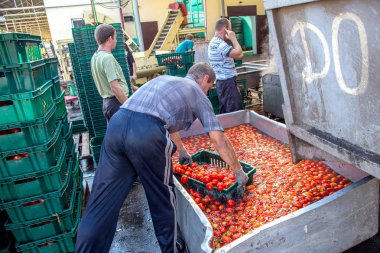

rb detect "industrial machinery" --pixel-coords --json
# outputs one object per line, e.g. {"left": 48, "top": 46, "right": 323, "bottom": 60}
{"left": 56, "top": 39, "right": 74, "bottom": 81}
{"left": 82, "top": 8, "right": 189, "bottom": 83}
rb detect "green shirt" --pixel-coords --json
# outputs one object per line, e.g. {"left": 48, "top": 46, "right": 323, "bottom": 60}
{"left": 91, "top": 51, "right": 129, "bottom": 98}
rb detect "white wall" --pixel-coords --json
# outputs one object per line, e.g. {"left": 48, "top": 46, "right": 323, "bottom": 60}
{"left": 45, "top": 0, "right": 173, "bottom": 48}
{"left": 45, "top": 0, "right": 120, "bottom": 46}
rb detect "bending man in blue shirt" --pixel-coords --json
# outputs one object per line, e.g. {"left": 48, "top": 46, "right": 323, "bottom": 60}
{"left": 176, "top": 34, "right": 194, "bottom": 53}
{"left": 76, "top": 62, "right": 248, "bottom": 253}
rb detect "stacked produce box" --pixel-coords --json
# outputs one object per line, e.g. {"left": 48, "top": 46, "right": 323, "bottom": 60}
{"left": 230, "top": 17, "right": 244, "bottom": 50}
{"left": 68, "top": 23, "right": 131, "bottom": 167}
{"left": 0, "top": 32, "right": 82, "bottom": 253}
{"left": 156, "top": 51, "right": 195, "bottom": 77}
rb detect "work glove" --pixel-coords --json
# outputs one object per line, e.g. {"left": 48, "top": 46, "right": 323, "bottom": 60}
{"left": 234, "top": 168, "right": 248, "bottom": 187}
{"left": 178, "top": 147, "right": 192, "bottom": 165}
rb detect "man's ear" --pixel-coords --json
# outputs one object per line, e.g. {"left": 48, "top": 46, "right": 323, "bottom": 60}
{"left": 203, "top": 75, "right": 209, "bottom": 84}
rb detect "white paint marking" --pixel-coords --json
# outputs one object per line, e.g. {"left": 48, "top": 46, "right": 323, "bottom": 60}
{"left": 291, "top": 22, "right": 330, "bottom": 84}
{"left": 332, "top": 12, "right": 369, "bottom": 95}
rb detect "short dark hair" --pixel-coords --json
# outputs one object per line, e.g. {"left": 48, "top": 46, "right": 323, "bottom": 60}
{"left": 185, "top": 34, "right": 194, "bottom": 40}
{"left": 94, "top": 24, "right": 116, "bottom": 45}
{"left": 215, "top": 18, "right": 230, "bottom": 31}
{"left": 188, "top": 62, "right": 216, "bottom": 83}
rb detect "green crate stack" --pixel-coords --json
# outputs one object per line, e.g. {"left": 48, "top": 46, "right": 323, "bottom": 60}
{"left": 0, "top": 211, "right": 15, "bottom": 252}
{"left": 230, "top": 17, "right": 244, "bottom": 49}
{"left": 70, "top": 23, "right": 131, "bottom": 166}
{"left": 207, "top": 88, "right": 220, "bottom": 114}
{"left": 0, "top": 32, "right": 82, "bottom": 253}
{"left": 155, "top": 51, "right": 195, "bottom": 77}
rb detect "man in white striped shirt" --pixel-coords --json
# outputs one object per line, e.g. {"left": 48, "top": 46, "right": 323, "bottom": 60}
{"left": 208, "top": 17, "right": 244, "bottom": 113}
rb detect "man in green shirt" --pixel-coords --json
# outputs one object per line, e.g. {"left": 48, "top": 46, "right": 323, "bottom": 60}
{"left": 91, "top": 24, "right": 130, "bottom": 122}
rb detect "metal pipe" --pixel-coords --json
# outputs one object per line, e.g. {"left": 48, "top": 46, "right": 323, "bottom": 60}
{"left": 221, "top": 0, "right": 225, "bottom": 17}
{"left": 0, "top": 23, "right": 50, "bottom": 28}
{"left": 3, "top": 12, "right": 46, "bottom": 17}
{"left": 0, "top": 22, "right": 49, "bottom": 26}
{"left": 90, "top": 0, "right": 98, "bottom": 24}
{"left": 0, "top": 5, "right": 45, "bottom": 11}
{"left": 117, "top": 0, "right": 125, "bottom": 30}
{"left": 132, "top": 0, "right": 144, "bottom": 51}
{"left": 5, "top": 16, "right": 48, "bottom": 22}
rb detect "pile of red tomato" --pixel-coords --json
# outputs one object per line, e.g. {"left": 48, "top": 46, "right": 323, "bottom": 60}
{"left": 174, "top": 124, "right": 352, "bottom": 249}
{"left": 174, "top": 163, "right": 235, "bottom": 191}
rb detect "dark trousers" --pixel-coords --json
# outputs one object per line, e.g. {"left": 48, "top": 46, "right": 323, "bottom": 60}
{"left": 102, "top": 97, "right": 122, "bottom": 122}
{"left": 216, "top": 76, "right": 243, "bottom": 114}
{"left": 75, "top": 109, "right": 178, "bottom": 253}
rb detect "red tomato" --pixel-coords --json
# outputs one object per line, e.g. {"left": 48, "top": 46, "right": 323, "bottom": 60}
{"left": 227, "top": 199, "right": 236, "bottom": 208}
{"left": 222, "top": 236, "right": 232, "bottom": 243}
{"left": 206, "top": 183, "right": 214, "bottom": 191}
{"left": 203, "top": 176, "right": 211, "bottom": 183}
{"left": 216, "top": 182, "right": 224, "bottom": 192}
{"left": 180, "top": 175, "right": 188, "bottom": 184}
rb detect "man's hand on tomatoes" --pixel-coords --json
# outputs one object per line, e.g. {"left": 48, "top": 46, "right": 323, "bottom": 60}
{"left": 178, "top": 147, "right": 192, "bottom": 164}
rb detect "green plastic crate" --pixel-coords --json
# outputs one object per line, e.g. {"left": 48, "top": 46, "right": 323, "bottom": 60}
{"left": 0, "top": 33, "right": 42, "bottom": 66}
{"left": 0, "top": 217, "right": 12, "bottom": 252}
{"left": 54, "top": 91, "right": 66, "bottom": 120}
{"left": 64, "top": 123, "right": 74, "bottom": 158}
{"left": 6, "top": 183, "right": 81, "bottom": 243}
{"left": 0, "top": 169, "right": 75, "bottom": 224}
{"left": 175, "top": 150, "right": 255, "bottom": 199}
{"left": 165, "top": 63, "right": 192, "bottom": 77}
{"left": 51, "top": 76, "right": 61, "bottom": 100}
{"left": 234, "top": 59, "right": 243, "bottom": 67}
{"left": 59, "top": 112, "right": 69, "bottom": 137}
{"left": 156, "top": 51, "right": 195, "bottom": 66}
{"left": 207, "top": 88, "right": 220, "bottom": 114}
{"left": 0, "top": 143, "right": 67, "bottom": 202}
{"left": 15, "top": 221, "right": 78, "bottom": 253}
{"left": 44, "top": 58, "right": 59, "bottom": 80}
{"left": 0, "top": 121, "right": 63, "bottom": 178}
{"left": 0, "top": 239, "right": 13, "bottom": 253}
{"left": 0, "top": 80, "right": 53, "bottom": 125}
{"left": 0, "top": 59, "right": 47, "bottom": 96}
{"left": 90, "top": 136, "right": 103, "bottom": 168}
{"left": 0, "top": 105, "right": 57, "bottom": 152}
{"left": 71, "top": 119, "right": 86, "bottom": 134}
{"left": 72, "top": 154, "right": 82, "bottom": 188}
{"left": 67, "top": 82, "right": 77, "bottom": 96}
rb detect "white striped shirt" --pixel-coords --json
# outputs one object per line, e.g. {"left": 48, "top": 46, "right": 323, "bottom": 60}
{"left": 208, "top": 36, "right": 236, "bottom": 80}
